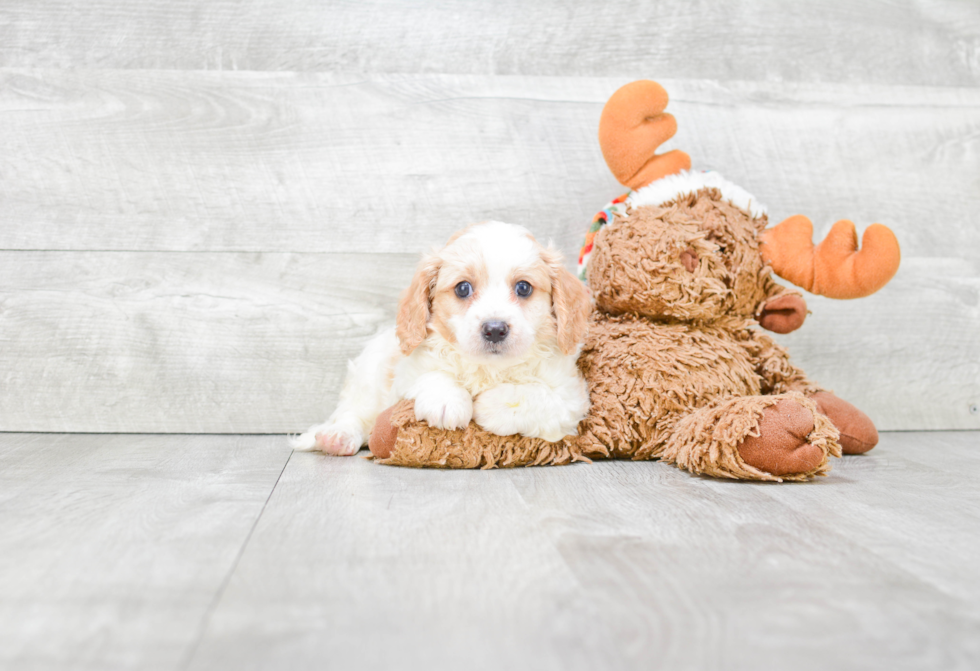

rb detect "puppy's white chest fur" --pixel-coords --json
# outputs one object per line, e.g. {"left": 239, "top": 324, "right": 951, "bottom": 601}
{"left": 393, "top": 335, "right": 578, "bottom": 399}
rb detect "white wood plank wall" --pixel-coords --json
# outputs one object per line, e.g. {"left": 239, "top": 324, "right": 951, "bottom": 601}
{"left": 0, "top": 2, "right": 977, "bottom": 432}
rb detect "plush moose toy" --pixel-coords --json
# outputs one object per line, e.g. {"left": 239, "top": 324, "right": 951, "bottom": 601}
{"left": 368, "top": 80, "right": 901, "bottom": 481}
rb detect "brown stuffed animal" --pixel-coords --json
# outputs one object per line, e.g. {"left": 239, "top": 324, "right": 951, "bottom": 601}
{"left": 369, "top": 80, "right": 901, "bottom": 481}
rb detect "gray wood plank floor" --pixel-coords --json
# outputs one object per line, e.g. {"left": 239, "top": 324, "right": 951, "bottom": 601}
{"left": 2, "top": 431, "right": 978, "bottom": 671}
{"left": 0, "top": 433, "right": 292, "bottom": 671}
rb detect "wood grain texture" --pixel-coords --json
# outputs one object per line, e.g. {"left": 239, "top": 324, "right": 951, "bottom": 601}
{"left": 0, "top": 70, "right": 613, "bottom": 257}
{"left": 0, "top": 0, "right": 978, "bottom": 86}
{"left": 1, "top": 249, "right": 974, "bottom": 433}
{"left": 1, "top": 31, "right": 978, "bottom": 433}
{"left": 0, "top": 251, "right": 417, "bottom": 433}
{"left": 188, "top": 453, "right": 602, "bottom": 671}
{"left": 774, "top": 258, "right": 980, "bottom": 431}
{"left": 184, "top": 431, "right": 980, "bottom": 671}
{"left": 0, "top": 433, "right": 291, "bottom": 671}
{"left": 2, "top": 71, "right": 978, "bottom": 264}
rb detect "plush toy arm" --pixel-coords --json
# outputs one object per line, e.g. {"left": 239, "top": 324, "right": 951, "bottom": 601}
{"left": 742, "top": 331, "right": 880, "bottom": 456}
{"left": 745, "top": 331, "right": 825, "bottom": 396}
{"left": 369, "top": 399, "right": 590, "bottom": 469}
{"left": 756, "top": 277, "right": 808, "bottom": 334}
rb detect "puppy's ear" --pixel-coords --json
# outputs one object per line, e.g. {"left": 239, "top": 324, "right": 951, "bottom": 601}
{"left": 396, "top": 253, "right": 441, "bottom": 355}
{"left": 544, "top": 248, "right": 591, "bottom": 355}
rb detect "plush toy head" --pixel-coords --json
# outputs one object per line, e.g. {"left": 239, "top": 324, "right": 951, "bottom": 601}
{"left": 586, "top": 185, "right": 781, "bottom": 324}
{"left": 583, "top": 80, "right": 902, "bottom": 332}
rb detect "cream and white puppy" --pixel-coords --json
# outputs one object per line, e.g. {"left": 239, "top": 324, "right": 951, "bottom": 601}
{"left": 292, "top": 221, "right": 592, "bottom": 456}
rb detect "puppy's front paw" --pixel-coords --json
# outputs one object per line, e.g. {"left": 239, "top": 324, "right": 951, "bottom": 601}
{"left": 474, "top": 384, "right": 567, "bottom": 441}
{"left": 413, "top": 385, "right": 473, "bottom": 430}
{"left": 474, "top": 384, "right": 532, "bottom": 437}
{"left": 315, "top": 427, "right": 363, "bottom": 456}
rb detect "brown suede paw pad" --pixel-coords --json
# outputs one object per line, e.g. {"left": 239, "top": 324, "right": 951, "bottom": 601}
{"left": 737, "top": 399, "right": 824, "bottom": 476}
{"left": 810, "top": 392, "right": 879, "bottom": 454}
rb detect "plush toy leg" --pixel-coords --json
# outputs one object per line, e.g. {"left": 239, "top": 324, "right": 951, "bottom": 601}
{"left": 808, "top": 392, "right": 879, "bottom": 454}
{"left": 368, "top": 400, "right": 482, "bottom": 467}
{"left": 745, "top": 333, "right": 876, "bottom": 455}
{"left": 660, "top": 392, "right": 842, "bottom": 482}
{"left": 368, "top": 400, "right": 588, "bottom": 469}
{"left": 737, "top": 399, "right": 826, "bottom": 476}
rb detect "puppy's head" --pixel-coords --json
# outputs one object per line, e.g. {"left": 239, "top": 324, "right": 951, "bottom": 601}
{"left": 396, "top": 221, "right": 590, "bottom": 361}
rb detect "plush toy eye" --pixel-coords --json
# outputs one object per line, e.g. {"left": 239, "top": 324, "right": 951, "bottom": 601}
{"left": 515, "top": 281, "right": 532, "bottom": 297}
{"left": 454, "top": 281, "right": 472, "bottom": 299}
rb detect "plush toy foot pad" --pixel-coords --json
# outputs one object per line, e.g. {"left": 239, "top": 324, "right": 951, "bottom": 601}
{"left": 810, "top": 392, "right": 878, "bottom": 454}
{"left": 660, "top": 393, "right": 839, "bottom": 482}
{"left": 369, "top": 405, "right": 398, "bottom": 459}
{"left": 737, "top": 399, "right": 825, "bottom": 476}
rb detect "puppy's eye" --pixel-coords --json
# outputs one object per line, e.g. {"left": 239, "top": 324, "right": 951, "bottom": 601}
{"left": 454, "top": 281, "right": 472, "bottom": 299}
{"left": 515, "top": 281, "right": 532, "bottom": 298}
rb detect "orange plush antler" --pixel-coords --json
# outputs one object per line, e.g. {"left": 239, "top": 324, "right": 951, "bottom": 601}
{"left": 759, "top": 216, "right": 901, "bottom": 299}
{"left": 598, "top": 80, "right": 691, "bottom": 190}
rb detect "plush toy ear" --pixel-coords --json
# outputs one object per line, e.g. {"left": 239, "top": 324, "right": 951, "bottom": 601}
{"left": 599, "top": 80, "right": 691, "bottom": 190}
{"left": 543, "top": 249, "right": 591, "bottom": 355}
{"left": 396, "top": 253, "right": 441, "bottom": 355}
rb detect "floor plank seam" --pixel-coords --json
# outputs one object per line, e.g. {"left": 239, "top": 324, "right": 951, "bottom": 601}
{"left": 178, "top": 448, "right": 293, "bottom": 671}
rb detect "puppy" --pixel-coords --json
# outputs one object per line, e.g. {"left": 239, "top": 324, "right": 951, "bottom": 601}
{"left": 292, "top": 221, "right": 592, "bottom": 456}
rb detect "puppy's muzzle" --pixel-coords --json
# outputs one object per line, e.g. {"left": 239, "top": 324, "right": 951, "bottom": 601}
{"left": 481, "top": 321, "right": 509, "bottom": 344}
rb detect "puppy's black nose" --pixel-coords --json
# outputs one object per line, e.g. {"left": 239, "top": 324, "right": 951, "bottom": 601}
{"left": 481, "top": 321, "right": 509, "bottom": 343}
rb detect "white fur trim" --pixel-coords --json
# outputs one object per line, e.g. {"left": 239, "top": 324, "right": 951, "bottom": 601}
{"left": 628, "top": 170, "right": 767, "bottom": 219}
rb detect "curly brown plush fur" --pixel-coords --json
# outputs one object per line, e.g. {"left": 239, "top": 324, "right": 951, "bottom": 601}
{"left": 373, "top": 399, "right": 590, "bottom": 469}
{"left": 588, "top": 190, "right": 779, "bottom": 321}
{"left": 570, "top": 189, "right": 837, "bottom": 472}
